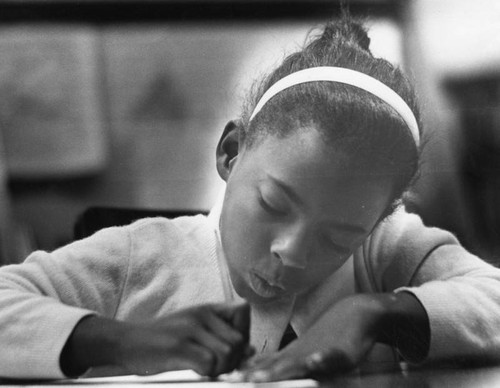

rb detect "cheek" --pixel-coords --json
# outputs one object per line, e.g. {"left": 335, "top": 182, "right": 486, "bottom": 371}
{"left": 307, "top": 255, "right": 350, "bottom": 288}
{"left": 307, "top": 255, "right": 349, "bottom": 284}
{"left": 282, "top": 253, "right": 350, "bottom": 294}
{"left": 220, "top": 196, "right": 270, "bottom": 268}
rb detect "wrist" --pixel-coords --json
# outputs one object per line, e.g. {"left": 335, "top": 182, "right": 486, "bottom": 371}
{"left": 375, "top": 291, "right": 430, "bottom": 363}
{"left": 60, "top": 315, "right": 128, "bottom": 377}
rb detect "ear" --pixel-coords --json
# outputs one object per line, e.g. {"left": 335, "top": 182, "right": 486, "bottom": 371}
{"left": 216, "top": 120, "right": 241, "bottom": 181}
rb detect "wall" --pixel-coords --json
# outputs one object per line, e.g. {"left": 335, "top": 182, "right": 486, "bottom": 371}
{"left": 404, "top": 0, "right": 500, "bottom": 262}
{"left": 2, "top": 14, "right": 403, "bottom": 252}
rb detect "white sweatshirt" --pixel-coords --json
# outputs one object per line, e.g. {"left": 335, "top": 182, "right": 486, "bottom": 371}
{"left": 0, "top": 207, "right": 499, "bottom": 378}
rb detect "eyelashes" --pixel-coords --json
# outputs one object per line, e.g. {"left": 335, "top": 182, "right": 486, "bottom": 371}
{"left": 326, "top": 238, "right": 350, "bottom": 255}
{"left": 256, "top": 190, "right": 355, "bottom": 257}
{"left": 259, "top": 197, "right": 350, "bottom": 254}
{"left": 258, "top": 196, "right": 288, "bottom": 217}
{"left": 316, "top": 230, "right": 343, "bottom": 252}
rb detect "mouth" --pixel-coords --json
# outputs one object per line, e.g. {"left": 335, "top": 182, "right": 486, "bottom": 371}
{"left": 249, "top": 272, "right": 286, "bottom": 299}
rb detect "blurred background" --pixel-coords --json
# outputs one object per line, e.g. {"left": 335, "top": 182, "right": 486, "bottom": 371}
{"left": 0, "top": 0, "right": 499, "bottom": 266}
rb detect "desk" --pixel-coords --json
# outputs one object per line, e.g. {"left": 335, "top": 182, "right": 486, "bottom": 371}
{"left": 1, "top": 366, "right": 500, "bottom": 388}
{"left": 321, "top": 365, "right": 500, "bottom": 388}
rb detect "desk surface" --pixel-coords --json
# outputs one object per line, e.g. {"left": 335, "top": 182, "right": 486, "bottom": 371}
{"left": 321, "top": 365, "right": 500, "bottom": 388}
{"left": 2, "top": 366, "right": 500, "bottom": 388}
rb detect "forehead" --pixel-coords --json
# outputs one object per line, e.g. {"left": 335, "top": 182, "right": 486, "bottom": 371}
{"left": 242, "top": 128, "right": 359, "bottom": 185}
{"left": 237, "top": 128, "right": 393, "bottom": 221}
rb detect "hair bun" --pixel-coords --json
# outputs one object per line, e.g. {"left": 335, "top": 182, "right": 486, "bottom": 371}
{"left": 320, "top": 17, "right": 371, "bottom": 53}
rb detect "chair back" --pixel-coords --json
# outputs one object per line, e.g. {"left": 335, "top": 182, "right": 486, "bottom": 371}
{"left": 74, "top": 206, "right": 208, "bottom": 240}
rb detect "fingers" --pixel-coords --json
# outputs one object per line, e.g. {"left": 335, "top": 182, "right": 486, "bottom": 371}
{"left": 133, "top": 303, "right": 252, "bottom": 377}
{"left": 164, "top": 341, "right": 240, "bottom": 378}
{"left": 231, "top": 303, "right": 251, "bottom": 342}
{"left": 192, "top": 327, "right": 238, "bottom": 376}
{"left": 212, "top": 302, "right": 250, "bottom": 341}
{"left": 190, "top": 304, "right": 251, "bottom": 376}
{"left": 201, "top": 305, "right": 247, "bottom": 346}
{"left": 131, "top": 342, "right": 215, "bottom": 376}
{"left": 239, "top": 350, "right": 265, "bottom": 370}
{"left": 162, "top": 342, "right": 212, "bottom": 375}
{"left": 305, "top": 349, "right": 355, "bottom": 377}
{"left": 243, "top": 349, "right": 355, "bottom": 382}
{"left": 153, "top": 337, "right": 241, "bottom": 378}
{"left": 245, "top": 358, "right": 308, "bottom": 382}
{"left": 242, "top": 352, "right": 280, "bottom": 371}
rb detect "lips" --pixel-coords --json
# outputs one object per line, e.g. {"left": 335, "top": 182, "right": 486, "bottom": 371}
{"left": 249, "top": 272, "right": 286, "bottom": 299}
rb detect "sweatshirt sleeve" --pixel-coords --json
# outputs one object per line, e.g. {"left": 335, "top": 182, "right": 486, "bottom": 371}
{"left": 0, "top": 226, "right": 131, "bottom": 379}
{"left": 362, "top": 207, "right": 500, "bottom": 364}
{"left": 402, "top": 243, "right": 500, "bottom": 363}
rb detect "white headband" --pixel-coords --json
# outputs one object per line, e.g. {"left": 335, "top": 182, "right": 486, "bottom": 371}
{"left": 249, "top": 66, "right": 420, "bottom": 146}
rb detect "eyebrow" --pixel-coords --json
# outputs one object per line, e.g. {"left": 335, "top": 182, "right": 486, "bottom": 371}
{"left": 266, "top": 174, "right": 368, "bottom": 236}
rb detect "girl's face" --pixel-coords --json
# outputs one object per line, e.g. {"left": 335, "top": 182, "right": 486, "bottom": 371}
{"left": 218, "top": 124, "right": 394, "bottom": 304}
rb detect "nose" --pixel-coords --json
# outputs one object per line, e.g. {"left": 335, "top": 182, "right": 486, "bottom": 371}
{"left": 270, "top": 225, "right": 310, "bottom": 270}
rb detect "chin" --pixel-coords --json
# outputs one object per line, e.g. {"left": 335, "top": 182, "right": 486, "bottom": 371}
{"left": 233, "top": 284, "right": 274, "bottom": 305}
{"left": 248, "top": 288, "right": 293, "bottom": 305}
{"left": 248, "top": 293, "right": 277, "bottom": 304}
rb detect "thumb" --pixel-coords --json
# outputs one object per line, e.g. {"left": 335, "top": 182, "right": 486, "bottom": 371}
{"left": 305, "top": 349, "right": 356, "bottom": 377}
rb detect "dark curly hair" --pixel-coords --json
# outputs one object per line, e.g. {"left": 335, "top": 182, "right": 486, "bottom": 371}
{"left": 237, "top": 14, "right": 422, "bottom": 217}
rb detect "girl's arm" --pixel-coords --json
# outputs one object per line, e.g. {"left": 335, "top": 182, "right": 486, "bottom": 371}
{"left": 0, "top": 226, "right": 132, "bottom": 379}
{"left": 0, "top": 216, "right": 249, "bottom": 379}
{"left": 242, "top": 291, "right": 428, "bottom": 381}
{"left": 60, "top": 303, "right": 250, "bottom": 378}
{"left": 370, "top": 208, "right": 500, "bottom": 363}
{"left": 243, "top": 210, "right": 500, "bottom": 381}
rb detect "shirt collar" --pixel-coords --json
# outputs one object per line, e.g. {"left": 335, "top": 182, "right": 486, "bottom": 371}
{"left": 207, "top": 187, "right": 297, "bottom": 352}
{"left": 207, "top": 189, "right": 225, "bottom": 232}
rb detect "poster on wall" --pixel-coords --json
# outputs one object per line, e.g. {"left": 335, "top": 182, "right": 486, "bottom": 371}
{"left": 0, "top": 27, "right": 107, "bottom": 180}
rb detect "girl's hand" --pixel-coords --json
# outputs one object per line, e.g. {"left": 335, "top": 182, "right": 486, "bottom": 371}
{"left": 242, "top": 292, "right": 429, "bottom": 382}
{"left": 242, "top": 294, "right": 381, "bottom": 381}
{"left": 61, "top": 302, "right": 251, "bottom": 378}
{"left": 117, "top": 303, "right": 251, "bottom": 377}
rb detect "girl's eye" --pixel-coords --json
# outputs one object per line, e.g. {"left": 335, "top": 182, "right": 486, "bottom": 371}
{"left": 259, "top": 196, "right": 287, "bottom": 216}
{"left": 323, "top": 234, "right": 349, "bottom": 255}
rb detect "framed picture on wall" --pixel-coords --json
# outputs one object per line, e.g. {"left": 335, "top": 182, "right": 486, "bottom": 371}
{"left": 0, "top": 27, "right": 107, "bottom": 180}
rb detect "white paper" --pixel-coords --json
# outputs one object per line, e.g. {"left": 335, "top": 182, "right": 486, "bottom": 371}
{"left": 48, "top": 370, "right": 318, "bottom": 388}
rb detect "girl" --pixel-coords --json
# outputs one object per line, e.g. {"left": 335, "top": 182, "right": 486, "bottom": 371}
{"left": 1, "top": 16, "right": 500, "bottom": 381}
